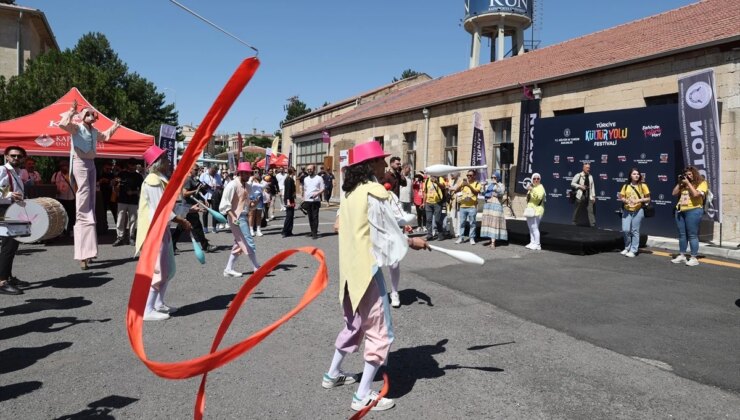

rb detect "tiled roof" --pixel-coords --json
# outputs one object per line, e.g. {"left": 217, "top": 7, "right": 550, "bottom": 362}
{"left": 293, "top": 0, "right": 739, "bottom": 138}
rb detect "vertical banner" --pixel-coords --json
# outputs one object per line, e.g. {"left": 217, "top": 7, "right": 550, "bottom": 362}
{"left": 678, "top": 70, "right": 722, "bottom": 222}
{"left": 514, "top": 99, "right": 540, "bottom": 193}
{"left": 272, "top": 136, "right": 281, "bottom": 154}
{"left": 237, "top": 132, "right": 244, "bottom": 163}
{"left": 265, "top": 147, "right": 272, "bottom": 171}
{"left": 470, "top": 111, "right": 487, "bottom": 183}
{"left": 322, "top": 130, "right": 331, "bottom": 145}
{"left": 227, "top": 152, "right": 236, "bottom": 173}
{"left": 158, "top": 124, "right": 177, "bottom": 173}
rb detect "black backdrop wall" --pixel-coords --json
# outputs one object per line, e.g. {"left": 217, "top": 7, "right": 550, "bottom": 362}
{"left": 522, "top": 104, "right": 683, "bottom": 237}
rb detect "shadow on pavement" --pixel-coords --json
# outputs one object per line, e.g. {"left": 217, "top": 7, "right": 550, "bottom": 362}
{"left": 15, "top": 248, "right": 47, "bottom": 255}
{"left": 0, "top": 317, "right": 111, "bottom": 341}
{"left": 399, "top": 289, "right": 433, "bottom": 307}
{"left": 23, "top": 273, "right": 114, "bottom": 291}
{"left": 0, "top": 381, "right": 43, "bottom": 403}
{"left": 173, "top": 294, "right": 236, "bottom": 317}
{"left": 0, "top": 342, "right": 73, "bottom": 374}
{"left": 53, "top": 395, "right": 139, "bottom": 420}
{"left": 0, "top": 297, "right": 92, "bottom": 317}
{"left": 87, "top": 257, "right": 135, "bottom": 270}
{"left": 467, "top": 341, "right": 516, "bottom": 351}
{"left": 384, "top": 339, "right": 503, "bottom": 399}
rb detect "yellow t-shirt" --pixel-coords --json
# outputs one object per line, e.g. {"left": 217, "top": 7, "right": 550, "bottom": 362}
{"left": 458, "top": 181, "right": 481, "bottom": 208}
{"left": 678, "top": 180, "right": 708, "bottom": 212}
{"left": 424, "top": 177, "right": 446, "bottom": 204}
{"left": 620, "top": 183, "right": 650, "bottom": 212}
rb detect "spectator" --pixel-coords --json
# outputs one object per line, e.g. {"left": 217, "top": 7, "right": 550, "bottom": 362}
{"left": 525, "top": 173, "right": 545, "bottom": 250}
{"left": 281, "top": 167, "right": 297, "bottom": 237}
{"left": 302, "top": 164, "right": 324, "bottom": 239}
{"left": 618, "top": 168, "right": 651, "bottom": 258}
{"left": 398, "top": 164, "right": 413, "bottom": 213}
{"left": 248, "top": 171, "right": 266, "bottom": 236}
{"left": 480, "top": 171, "right": 507, "bottom": 249}
{"left": 20, "top": 156, "right": 42, "bottom": 187}
{"left": 322, "top": 168, "right": 336, "bottom": 206}
{"left": 275, "top": 166, "right": 287, "bottom": 211}
{"left": 423, "top": 174, "right": 447, "bottom": 241}
{"left": 199, "top": 165, "right": 223, "bottom": 233}
{"left": 51, "top": 160, "right": 76, "bottom": 236}
{"left": 671, "top": 166, "right": 708, "bottom": 266}
{"left": 412, "top": 173, "right": 426, "bottom": 232}
{"left": 172, "top": 164, "right": 213, "bottom": 254}
{"left": 571, "top": 163, "right": 596, "bottom": 227}
{"left": 454, "top": 170, "right": 481, "bottom": 245}
{"left": 99, "top": 161, "right": 118, "bottom": 229}
{"left": 113, "top": 159, "right": 143, "bottom": 246}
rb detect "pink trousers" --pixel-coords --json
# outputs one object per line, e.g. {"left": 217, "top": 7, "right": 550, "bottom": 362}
{"left": 73, "top": 157, "right": 98, "bottom": 261}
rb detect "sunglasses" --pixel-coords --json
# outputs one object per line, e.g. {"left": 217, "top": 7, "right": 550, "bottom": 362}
{"left": 7, "top": 154, "right": 24, "bottom": 158}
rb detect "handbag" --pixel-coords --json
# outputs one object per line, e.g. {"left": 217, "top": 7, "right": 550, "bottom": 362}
{"left": 523, "top": 207, "right": 536, "bottom": 217}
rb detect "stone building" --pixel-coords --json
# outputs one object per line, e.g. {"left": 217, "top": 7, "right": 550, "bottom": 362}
{"left": 284, "top": 0, "right": 740, "bottom": 241}
{"left": 0, "top": 3, "right": 58, "bottom": 79}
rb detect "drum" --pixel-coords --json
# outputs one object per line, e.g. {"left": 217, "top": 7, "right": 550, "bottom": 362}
{"left": 3, "top": 198, "right": 68, "bottom": 243}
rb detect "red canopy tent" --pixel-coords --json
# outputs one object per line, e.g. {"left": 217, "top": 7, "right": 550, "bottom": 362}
{"left": 255, "top": 153, "right": 288, "bottom": 169}
{"left": 0, "top": 88, "right": 155, "bottom": 158}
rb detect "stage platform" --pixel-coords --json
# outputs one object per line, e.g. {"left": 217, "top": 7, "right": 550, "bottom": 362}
{"left": 506, "top": 220, "right": 647, "bottom": 255}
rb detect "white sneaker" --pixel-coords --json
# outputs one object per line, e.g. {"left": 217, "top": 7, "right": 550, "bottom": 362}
{"left": 322, "top": 371, "right": 359, "bottom": 389}
{"left": 685, "top": 257, "right": 700, "bottom": 266}
{"left": 532, "top": 244, "right": 541, "bottom": 250}
{"left": 620, "top": 249, "right": 629, "bottom": 255}
{"left": 469, "top": 238, "right": 476, "bottom": 245}
{"left": 155, "top": 304, "right": 178, "bottom": 314}
{"left": 390, "top": 292, "right": 400, "bottom": 308}
{"left": 256, "top": 229, "right": 264, "bottom": 237}
{"left": 671, "top": 254, "right": 687, "bottom": 264}
{"left": 143, "top": 311, "right": 170, "bottom": 321}
{"left": 524, "top": 243, "right": 534, "bottom": 249}
{"left": 223, "top": 269, "right": 243, "bottom": 277}
{"left": 625, "top": 251, "right": 636, "bottom": 258}
{"left": 351, "top": 391, "right": 395, "bottom": 412}
{"left": 250, "top": 229, "right": 255, "bottom": 236}
{"left": 455, "top": 237, "right": 464, "bottom": 244}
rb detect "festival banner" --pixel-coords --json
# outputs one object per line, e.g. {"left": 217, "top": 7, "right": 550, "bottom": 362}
{"left": 514, "top": 99, "right": 540, "bottom": 193}
{"left": 271, "top": 136, "right": 281, "bottom": 154}
{"left": 322, "top": 130, "right": 331, "bottom": 145}
{"left": 678, "top": 70, "right": 722, "bottom": 222}
{"left": 237, "top": 132, "right": 244, "bottom": 162}
{"left": 470, "top": 112, "right": 487, "bottom": 183}
{"left": 227, "top": 152, "right": 236, "bottom": 173}
{"left": 158, "top": 124, "right": 177, "bottom": 172}
{"left": 264, "top": 147, "right": 272, "bottom": 171}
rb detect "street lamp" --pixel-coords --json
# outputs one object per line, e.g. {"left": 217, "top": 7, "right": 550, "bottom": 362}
{"left": 422, "top": 108, "right": 430, "bottom": 168}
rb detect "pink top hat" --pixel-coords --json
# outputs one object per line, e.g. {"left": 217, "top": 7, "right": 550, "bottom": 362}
{"left": 143, "top": 145, "right": 166, "bottom": 166}
{"left": 348, "top": 141, "right": 390, "bottom": 166}
{"left": 236, "top": 161, "right": 252, "bottom": 173}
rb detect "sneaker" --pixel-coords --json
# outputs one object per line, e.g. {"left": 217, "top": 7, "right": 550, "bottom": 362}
{"left": 250, "top": 229, "right": 255, "bottom": 236}
{"left": 223, "top": 269, "right": 243, "bottom": 277}
{"left": 671, "top": 254, "right": 687, "bottom": 264}
{"left": 685, "top": 257, "right": 700, "bottom": 266}
{"left": 351, "top": 391, "right": 395, "bottom": 412}
{"left": 469, "top": 238, "right": 476, "bottom": 245}
{"left": 143, "top": 311, "right": 170, "bottom": 321}
{"left": 455, "top": 237, "right": 464, "bottom": 244}
{"left": 155, "top": 304, "right": 178, "bottom": 314}
{"left": 112, "top": 238, "right": 125, "bottom": 247}
{"left": 321, "top": 371, "right": 359, "bottom": 389}
{"left": 256, "top": 229, "right": 264, "bottom": 237}
{"left": 620, "top": 249, "right": 629, "bottom": 255}
{"left": 203, "top": 228, "right": 210, "bottom": 234}
{"left": 532, "top": 244, "right": 542, "bottom": 250}
{"left": 524, "top": 243, "right": 534, "bottom": 249}
{"left": 625, "top": 251, "right": 636, "bottom": 258}
{"left": 390, "top": 292, "right": 400, "bottom": 308}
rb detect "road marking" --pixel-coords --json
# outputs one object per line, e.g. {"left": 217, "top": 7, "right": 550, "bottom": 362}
{"left": 650, "top": 250, "right": 740, "bottom": 269}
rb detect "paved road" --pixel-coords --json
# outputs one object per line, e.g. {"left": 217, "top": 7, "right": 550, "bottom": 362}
{"left": 1, "top": 208, "right": 739, "bottom": 419}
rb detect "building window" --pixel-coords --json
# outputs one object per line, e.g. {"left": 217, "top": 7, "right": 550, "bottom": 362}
{"left": 296, "top": 138, "right": 327, "bottom": 169}
{"left": 645, "top": 93, "right": 679, "bottom": 106}
{"left": 490, "top": 118, "right": 512, "bottom": 174}
{"left": 404, "top": 132, "right": 417, "bottom": 172}
{"left": 374, "top": 136, "right": 384, "bottom": 150}
{"left": 553, "top": 107, "right": 584, "bottom": 116}
{"left": 442, "top": 125, "right": 458, "bottom": 166}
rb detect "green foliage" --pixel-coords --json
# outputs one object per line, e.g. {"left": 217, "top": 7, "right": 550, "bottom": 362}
{"left": 0, "top": 32, "right": 178, "bottom": 139}
{"left": 392, "top": 69, "right": 423, "bottom": 82}
{"left": 281, "top": 96, "right": 311, "bottom": 125}
{"left": 247, "top": 136, "right": 272, "bottom": 148}
{"left": 33, "top": 156, "right": 58, "bottom": 182}
{"left": 243, "top": 152, "right": 263, "bottom": 163}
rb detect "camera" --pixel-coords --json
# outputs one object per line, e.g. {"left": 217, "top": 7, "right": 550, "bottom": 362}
{"left": 678, "top": 174, "right": 686, "bottom": 181}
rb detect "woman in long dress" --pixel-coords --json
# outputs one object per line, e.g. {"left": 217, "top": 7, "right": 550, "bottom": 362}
{"left": 480, "top": 172, "right": 508, "bottom": 249}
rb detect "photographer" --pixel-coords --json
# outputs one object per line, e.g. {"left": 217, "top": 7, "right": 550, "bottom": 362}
{"left": 172, "top": 164, "right": 213, "bottom": 254}
{"left": 670, "top": 166, "right": 708, "bottom": 267}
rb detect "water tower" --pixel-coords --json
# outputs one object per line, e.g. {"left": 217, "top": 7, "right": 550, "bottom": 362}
{"left": 464, "top": 0, "right": 533, "bottom": 68}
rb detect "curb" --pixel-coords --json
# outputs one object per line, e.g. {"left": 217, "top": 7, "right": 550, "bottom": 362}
{"left": 646, "top": 237, "right": 740, "bottom": 261}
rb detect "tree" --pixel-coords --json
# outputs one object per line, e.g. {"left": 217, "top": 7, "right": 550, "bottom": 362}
{"left": 0, "top": 1, "right": 17, "bottom": 4}
{"left": 281, "top": 96, "right": 311, "bottom": 125}
{"left": 0, "top": 32, "right": 178, "bottom": 137}
{"left": 392, "top": 69, "right": 423, "bottom": 82}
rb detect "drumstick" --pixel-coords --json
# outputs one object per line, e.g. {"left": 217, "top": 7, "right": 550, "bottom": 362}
{"left": 190, "top": 232, "right": 206, "bottom": 264}
{"left": 191, "top": 197, "right": 229, "bottom": 224}
{"left": 424, "top": 164, "right": 488, "bottom": 177}
{"left": 428, "top": 244, "right": 485, "bottom": 265}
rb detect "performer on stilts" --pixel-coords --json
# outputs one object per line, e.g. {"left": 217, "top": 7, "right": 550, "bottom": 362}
{"left": 219, "top": 161, "right": 261, "bottom": 277}
{"left": 323, "top": 142, "right": 428, "bottom": 412}
{"left": 58, "top": 101, "right": 121, "bottom": 270}
{"left": 135, "top": 146, "right": 191, "bottom": 321}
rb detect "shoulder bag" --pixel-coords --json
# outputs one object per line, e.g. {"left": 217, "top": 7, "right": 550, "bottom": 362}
{"left": 629, "top": 184, "right": 654, "bottom": 218}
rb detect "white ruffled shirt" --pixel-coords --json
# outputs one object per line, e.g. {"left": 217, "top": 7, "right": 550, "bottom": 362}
{"left": 367, "top": 194, "right": 409, "bottom": 268}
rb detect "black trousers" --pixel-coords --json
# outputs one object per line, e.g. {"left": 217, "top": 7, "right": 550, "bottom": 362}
{"left": 173, "top": 212, "right": 208, "bottom": 249}
{"left": 58, "top": 198, "right": 76, "bottom": 234}
{"left": 282, "top": 206, "right": 295, "bottom": 236}
{"left": 306, "top": 201, "right": 321, "bottom": 235}
{"left": 0, "top": 236, "right": 19, "bottom": 280}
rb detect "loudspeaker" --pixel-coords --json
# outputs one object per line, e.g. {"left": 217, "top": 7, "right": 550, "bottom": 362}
{"left": 500, "top": 143, "right": 514, "bottom": 165}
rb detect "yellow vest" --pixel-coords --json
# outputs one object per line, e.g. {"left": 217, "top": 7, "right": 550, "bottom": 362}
{"left": 338, "top": 182, "right": 389, "bottom": 312}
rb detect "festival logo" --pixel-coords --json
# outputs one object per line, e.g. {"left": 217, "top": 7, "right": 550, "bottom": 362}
{"left": 634, "top": 152, "right": 653, "bottom": 165}
{"left": 565, "top": 171, "right": 574, "bottom": 181}
{"left": 601, "top": 154, "right": 608, "bottom": 164}
{"left": 599, "top": 173, "right": 608, "bottom": 180}
{"left": 554, "top": 127, "right": 581, "bottom": 145}
{"left": 658, "top": 175, "right": 668, "bottom": 182}
{"left": 549, "top": 188, "right": 563, "bottom": 198}
{"left": 554, "top": 155, "right": 560, "bottom": 164}
{"left": 580, "top": 154, "right": 594, "bottom": 164}
{"left": 685, "top": 81, "right": 713, "bottom": 110}
{"left": 660, "top": 153, "right": 668, "bottom": 163}
{"left": 552, "top": 172, "right": 560, "bottom": 179}
{"left": 611, "top": 171, "right": 628, "bottom": 183}
{"left": 642, "top": 125, "right": 662, "bottom": 138}
{"left": 585, "top": 121, "right": 628, "bottom": 146}
{"left": 653, "top": 193, "right": 672, "bottom": 206}
{"left": 596, "top": 190, "right": 611, "bottom": 202}
{"left": 564, "top": 128, "right": 571, "bottom": 137}
{"left": 567, "top": 156, "right": 574, "bottom": 163}
{"left": 35, "top": 134, "right": 54, "bottom": 148}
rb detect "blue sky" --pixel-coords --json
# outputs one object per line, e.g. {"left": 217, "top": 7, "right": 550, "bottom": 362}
{"left": 21, "top": 0, "right": 696, "bottom": 135}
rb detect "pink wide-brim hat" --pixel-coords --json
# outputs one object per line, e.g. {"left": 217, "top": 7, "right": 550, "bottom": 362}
{"left": 348, "top": 141, "right": 390, "bottom": 166}
{"left": 143, "top": 145, "right": 166, "bottom": 166}
{"left": 236, "top": 161, "right": 252, "bottom": 173}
